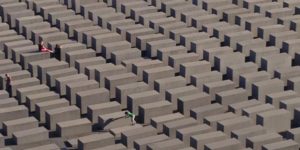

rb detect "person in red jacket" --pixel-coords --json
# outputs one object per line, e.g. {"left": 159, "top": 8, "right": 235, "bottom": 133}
{"left": 38, "top": 41, "right": 53, "bottom": 53}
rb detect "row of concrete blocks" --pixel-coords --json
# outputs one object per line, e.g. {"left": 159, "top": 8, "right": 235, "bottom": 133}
{"left": 194, "top": 0, "right": 300, "bottom": 53}
{"left": 93, "top": 0, "right": 300, "bottom": 64}
{"left": 66, "top": 111, "right": 297, "bottom": 150}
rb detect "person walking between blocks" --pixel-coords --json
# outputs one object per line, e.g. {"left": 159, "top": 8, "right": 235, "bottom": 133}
{"left": 125, "top": 111, "right": 136, "bottom": 125}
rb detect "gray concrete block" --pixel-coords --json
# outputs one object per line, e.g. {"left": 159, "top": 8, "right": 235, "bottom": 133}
{"left": 257, "top": 109, "right": 291, "bottom": 132}
{"left": 37, "top": 61, "right": 69, "bottom": 84}
{"left": 66, "top": 49, "right": 96, "bottom": 67}
{"left": 191, "top": 103, "right": 226, "bottom": 122}
{"left": 270, "top": 31, "right": 299, "bottom": 48}
{"left": 204, "top": 112, "right": 239, "bottom": 130}
{"left": 242, "top": 104, "right": 275, "bottom": 121}
{"left": 214, "top": 52, "right": 245, "bottom": 74}
{"left": 147, "top": 138, "right": 185, "bottom": 150}
{"left": 7, "top": 10, "right": 34, "bottom": 28}
{"left": 78, "top": 133, "right": 115, "bottom": 150}
{"left": 3, "top": 117, "right": 38, "bottom": 137}
{"left": 46, "top": 68, "right": 77, "bottom": 88}
{"left": 231, "top": 125, "right": 266, "bottom": 147}
{"left": 92, "top": 32, "right": 122, "bottom": 53}
{"left": 203, "top": 80, "right": 236, "bottom": 101}
{"left": 246, "top": 132, "right": 283, "bottom": 150}
{"left": 116, "top": 82, "right": 150, "bottom": 109}
{"left": 45, "top": 105, "right": 80, "bottom": 131}
{"left": 26, "top": 91, "right": 60, "bottom": 112}
{"left": 154, "top": 76, "right": 186, "bottom": 98}
{"left": 143, "top": 66, "right": 175, "bottom": 88}
{"left": 203, "top": 46, "right": 233, "bottom": 67}
{"left": 204, "top": 138, "right": 242, "bottom": 150}
{"left": 98, "top": 111, "right": 132, "bottom": 130}
{"left": 0, "top": 70, "right": 30, "bottom": 90}
{"left": 31, "top": 28, "right": 59, "bottom": 44}
{"left": 139, "top": 100, "right": 173, "bottom": 124}
{"left": 75, "top": 57, "right": 105, "bottom": 73}
{"left": 169, "top": 53, "right": 200, "bottom": 73}
{"left": 217, "top": 116, "right": 254, "bottom": 135}
{"left": 128, "top": 90, "right": 162, "bottom": 115}
{"left": 121, "top": 126, "right": 157, "bottom": 148}
{"left": 87, "top": 101, "right": 120, "bottom": 123}
{"left": 55, "top": 74, "right": 88, "bottom": 96}
{"left": 10, "top": 77, "right": 40, "bottom": 97}
{"left": 266, "top": 90, "right": 299, "bottom": 109}
{"left": 190, "top": 131, "right": 227, "bottom": 150}
{"left": 132, "top": 60, "right": 164, "bottom": 81}
{"left": 177, "top": 124, "right": 213, "bottom": 145}
{"left": 16, "top": 83, "right": 48, "bottom": 104}
{"left": 22, "top": 22, "right": 50, "bottom": 40}
{"left": 133, "top": 134, "right": 168, "bottom": 150}
{"left": 0, "top": 105, "right": 28, "bottom": 128}
{"left": 216, "top": 88, "right": 247, "bottom": 108}
{"left": 178, "top": 92, "right": 210, "bottom": 116}
{"left": 12, "top": 127, "right": 48, "bottom": 145}
{"left": 35, "top": 98, "right": 69, "bottom": 123}
{"left": 252, "top": 79, "right": 284, "bottom": 102}
{"left": 180, "top": 61, "right": 211, "bottom": 83}
{"left": 228, "top": 99, "right": 262, "bottom": 115}
{"left": 102, "top": 41, "right": 131, "bottom": 59}
{"left": 4, "top": 40, "right": 33, "bottom": 59}
{"left": 75, "top": 88, "right": 110, "bottom": 115}
{"left": 56, "top": 15, "right": 83, "bottom": 32}
{"left": 66, "top": 80, "right": 99, "bottom": 105}
{"left": 139, "top": 12, "right": 166, "bottom": 27}
{"left": 57, "top": 118, "right": 91, "bottom": 138}
{"left": 262, "top": 140, "right": 299, "bottom": 150}
{"left": 111, "top": 48, "right": 141, "bottom": 65}
{"left": 0, "top": 98, "right": 17, "bottom": 108}
{"left": 191, "top": 71, "right": 223, "bottom": 91}
{"left": 150, "top": 112, "right": 184, "bottom": 133}
{"left": 0, "top": 2, "right": 27, "bottom": 22}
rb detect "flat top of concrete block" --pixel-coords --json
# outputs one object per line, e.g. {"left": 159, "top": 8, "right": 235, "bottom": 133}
{"left": 122, "top": 126, "right": 156, "bottom": 136}
{"left": 88, "top": 101, "right": 120, "bottom": 110}
{"left": 263, "top": 140, "right": 299, "bottom": 149}
{"left": 0, "top": 105, "right": 27, "bottom": 113}
{"left": 148, "top": 138, "right": 183, "bottom": 148}
{"left": 247, "top": 132, "right": 282, "bottom": 142}
{"left": 23, "top": 144, "right": 59, "bottom": 150}
{"left": 3, "top": 117, "right": 37, "bottom": 126}
{"left": 257, "top": 109, "right": 290, "bottom": 118}
{"left": 177, "top": 124, "right": 211, "bottom": 134}
{"left": 109, "top": 124, "right": 142, "bottom": 134}
{"left": 117, "top": 82, "right": 148, "bottom": 90}
{"left": 192, "top": 103, "right": 223, "bottom": 112}
{"left": 164, "top": 118, "right": 197, "bottom": 128}
{"left": 77, "top": 88, "right": 109, "bottom": 96}
{"left": 140, "top": 100, "right": 171, "bottom": 109}
{"left": 79, "top": 133, "right": 113, "bottom": 143}
{"left": 46, "top": 106, "right": 79, "bottom": 115}
{"left": 13, "top": 127, "right": 47, "bottom": 137}
{"left": 134, "top": 134, "right": 169, "bottom": 146}
{"left": 232, "top": 125, "right": 265, "bottom": 135}
{"left": 57, "top": 118, "right": 90, "bottom": 127}
{"left": 218, "top": 116, "right": 252, "bottom": 126}
{"left": 191, "top": 131, "right": 226, "bottom": 140}
{"left": 205, "top": 138, "right": 241, "bottom": 149}
{"left": 151, "top": 112, "right": 184, "bottom": 122}
{"left": 36, "top": 99, "right": 69, "bottom": 107}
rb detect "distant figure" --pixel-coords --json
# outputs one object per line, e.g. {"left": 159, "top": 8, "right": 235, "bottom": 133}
{"left": 38, "top": 41, "right": 53, "bottom": 53}
{"left": 125, "top": 111, "right": 136, "bottom": 125}
{"left": 54, "top": 44, "right": 61, "bottom": 60}
{"left": 5, "top": 74, "right": 11, "bottom": 92}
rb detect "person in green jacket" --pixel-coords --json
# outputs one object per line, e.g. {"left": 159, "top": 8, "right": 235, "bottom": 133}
{"left": 125, "top": 111, "right": 136, "bottom": 125}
